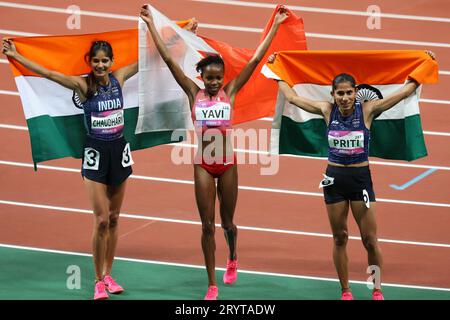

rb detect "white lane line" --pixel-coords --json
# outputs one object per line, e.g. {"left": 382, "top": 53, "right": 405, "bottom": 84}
{"left": 423, "top": 131, "right": 450, "bottom": 137}
{"left": 1, "top": 125, "right": 450, "bottom": 170}
{"left": 1, "top": 2, "right": 450, "bottom": 48}
{"left": 3, "top": 0, "right": 450, "bottom": 24}
{"left": 0, "top": 2, "right": 136, "bottom": 20}
{"left": 4, "top": 0, "right": 450, "bottom": 22}
{"left": 1, "top": 160, "right": 449, "bottom": 208}
{"left": 191, "top": 0, "right": 450, "bottom": 23}
{"left": 0, "top": 124, "right": 27, "bottom": 131}
{"left": 0, "top": 90, "right": 19, "bottom": 96}
{"left": 1, "top": 199, "right": 450, "bottom": 249}
{"left": 0, "top": 29, "right": 45, "bottom": 37}
{"left": 202, "top": 22, "right": 450, "bottom": 48}
{"left": 2, "top": 243, "right": 450, "bottom": 292}
{"left": 199, "top": 22, "right": 261, "bottom": 33}
{"left": 305, "top": 32, "right": 450, "bottom": 48}
{"left": 420, "top": 98, "right": 450, "bottom": 105}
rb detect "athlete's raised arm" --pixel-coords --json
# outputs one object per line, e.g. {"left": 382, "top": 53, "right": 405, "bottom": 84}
{"left": 2, "top": 38, "right": 87, "bottom": 95}
{"left": 140, "top": 6, "right": 199, "bottom": 105}
{"left": 225, "top": 6, "right": 289, "bottom": 101}
{"left": 364, "top": 51, "right": 436, "bottom": 124}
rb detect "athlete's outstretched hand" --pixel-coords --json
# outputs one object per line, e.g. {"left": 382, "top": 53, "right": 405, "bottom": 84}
{"left": 425, "top": 50, "right": 436, "bottom": 60}
{"left": 273, "top": 5, "right": 290, "bottom": 26}
{"left": 267, "top": 52, "right": 278, "bottom": 64}
{"left": 140, "top": 5, "right": 153, "bottom": 25}
{"left": 2, "top": 38, "right": 17, "bottom": 58}
{"left": 184, "top": 18, "right": 199, "bottom": 34}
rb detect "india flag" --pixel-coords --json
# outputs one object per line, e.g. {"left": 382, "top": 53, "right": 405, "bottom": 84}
{"left": 263, "top": 50, "right": 439, "bottom": 161}
{"left": 7, "top": 29, "right": 175, "bottom": 166}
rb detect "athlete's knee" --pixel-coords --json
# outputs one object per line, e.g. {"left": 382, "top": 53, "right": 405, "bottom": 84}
{"left": 108, "top": 211, "right": 120, "bottom": 228}
{"left": 333, "top": 231, "right": 348, "bottom": 247}
{"left": 95, "top": 216, "right": 109, "bottom": 234}
{"left": 362, "top": 234, "right": 378, "bottom": 252}
{"left": 202, "top": 221, "right": 216, "bottom": 237}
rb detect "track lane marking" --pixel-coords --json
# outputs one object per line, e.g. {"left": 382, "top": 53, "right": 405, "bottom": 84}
{"left": 390, "top": 168, "right": 438, "bottom": 190}
{"left": 191, "top": 0, "right": 450, "bottom": 23}
{"left": 1, "top": 199, "right": 450, "bottom": 248}
{"left": 1, "top": 2, "right": 450, "bottom": 48}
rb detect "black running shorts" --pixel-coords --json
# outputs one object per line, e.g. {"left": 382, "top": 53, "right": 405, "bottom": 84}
{"left": 322, "top": 165, "right": 376, "bottom": 205}
{"left": 81, "top": 136, "right": 133, "bottom": 186}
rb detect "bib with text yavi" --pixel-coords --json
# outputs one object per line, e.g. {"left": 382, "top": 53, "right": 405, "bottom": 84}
{"left": 195, "top": 101, "right": 231, "bottom": 127}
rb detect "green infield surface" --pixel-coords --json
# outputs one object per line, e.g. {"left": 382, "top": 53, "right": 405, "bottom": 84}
{"left": 0, "top": 245, "right": 449, "bottom": 300}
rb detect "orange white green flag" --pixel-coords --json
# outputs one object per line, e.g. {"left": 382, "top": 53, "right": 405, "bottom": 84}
{"left": 6, "top": 29, "right": 176, "bottom": 166}
{"left": 262, "top": 50, "right": 438, "bottom": 161}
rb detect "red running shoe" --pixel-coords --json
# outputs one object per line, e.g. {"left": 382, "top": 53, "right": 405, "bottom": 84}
{"left": 223, "top": 259, "right": 238, "bottom": 285}
{"left": 372, "top": 290, "right": 385, "bottom": 300}
{"left": 94, "top": 281, "right": 109, "bottom": 300}
{"left": 103, "top": 275, "right": 124, "bottom": 294}
{"left": 341, "top": 291, "right": 354, "bottom": 300}
{"left": 204, "top": 285, "right": 219, "bottom": 300}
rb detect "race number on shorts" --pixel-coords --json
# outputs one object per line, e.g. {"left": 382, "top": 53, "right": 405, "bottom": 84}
{"left": 362, "top": 189, "right": 370, "bottom": 208}
{"left": 83, "top": 147, "right": 100, "bottom": 170}
{"left": 122, "top": 143, "right": 134, "bottom": 168}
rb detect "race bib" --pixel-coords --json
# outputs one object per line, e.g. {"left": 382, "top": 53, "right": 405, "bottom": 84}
{"left": 91, "top": 109, "right": 124, "bottom": 135}
{"left": 83, "top": 147, "right": 100, "bottom": 170}
{"left": 328, "top": 130, "right": 364, "bottom": 156}
{"left": 122, "top": 143, "right": 134, "bottom": 168}
{"left": 195, "top": 102, "right": 231, "bottom": 127}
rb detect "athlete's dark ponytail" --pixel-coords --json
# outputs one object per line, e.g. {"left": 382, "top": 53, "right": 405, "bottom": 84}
{"left": 84, "top": 40, "right": 114, "bottom": 98}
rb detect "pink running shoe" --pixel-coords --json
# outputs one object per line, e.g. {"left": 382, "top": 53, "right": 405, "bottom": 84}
{"left": 372, "top": 290, "right": 385, "bottom": 300}
{"left": 341, "top": 291, "right": 354, "bottom": 300}
{"left": 204, "top": 285, "right": 218, "bottom": 300}
{"left": 223, "top": 259, "right": 238, "bottom": 285}
{"left": 103, "top": 275, "right": 124, "bottom": 294}
{"left": 94, "top": 281, "right": 109, "bottom": 300}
